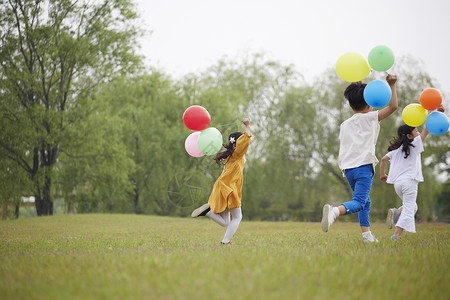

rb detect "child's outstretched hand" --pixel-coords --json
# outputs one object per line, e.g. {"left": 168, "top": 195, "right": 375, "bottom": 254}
{"left": 437, "top": 104, "right": 445, "bottom": 112}
{"left": 380, "top": 174, "right": 388, "bottom": 182}
{"left": 386, "top": 74, "right": 397, "bottom": 85}
{"left": 242, "top": 118, "right": 251, "bottom": 135}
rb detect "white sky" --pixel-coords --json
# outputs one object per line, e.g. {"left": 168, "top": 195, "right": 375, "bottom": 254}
{"left": 134, "top": 0, "right": 450, "bottom": 96}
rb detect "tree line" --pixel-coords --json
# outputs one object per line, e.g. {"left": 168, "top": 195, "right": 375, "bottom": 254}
{"left": 1, "top": 0, "right": 449, "bottom": 221}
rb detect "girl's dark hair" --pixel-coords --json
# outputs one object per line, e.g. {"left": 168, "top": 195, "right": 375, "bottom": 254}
{"left": 214, "top": 132, "right": 243, "bottom": 166}
{"left": 388, "top": 124, "right": 415, "bottom": 158}
{"left": 344, "top": 81, "right": 368, "bottom": 111}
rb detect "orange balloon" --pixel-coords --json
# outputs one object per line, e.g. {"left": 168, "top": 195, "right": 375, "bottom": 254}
{"left": 420, "top": 88, "right": 442, "bottom": 111}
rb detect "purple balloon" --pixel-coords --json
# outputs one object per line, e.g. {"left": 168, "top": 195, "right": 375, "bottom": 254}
{"left": 185, "top": 132, "right": 205, "bottom": 157}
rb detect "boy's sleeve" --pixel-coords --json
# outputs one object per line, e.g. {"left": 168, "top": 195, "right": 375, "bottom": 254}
{"left": 233, "top": 132, "right": 252, "bottom": 158}
{"left": 370, "top": 111, "right": 379, "bottom": 123}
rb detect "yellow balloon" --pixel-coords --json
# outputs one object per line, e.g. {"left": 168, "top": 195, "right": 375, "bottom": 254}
{"left": 336, "top": 52, "right": 371, "bottom": 82}
{"left": 402, "top": 103, "right": 428, "bottom": 127}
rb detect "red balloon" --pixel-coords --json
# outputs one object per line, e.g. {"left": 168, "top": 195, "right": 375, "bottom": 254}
{"left": 420, "top": 88, "right": 442, "bottom": 111}
{"left": 183, "top": 105, "right": 211, "bottom": 131}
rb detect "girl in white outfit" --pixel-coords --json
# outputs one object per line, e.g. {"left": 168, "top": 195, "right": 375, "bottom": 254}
{"left": 380, "top": 105, "right": 445, "bottom": 239}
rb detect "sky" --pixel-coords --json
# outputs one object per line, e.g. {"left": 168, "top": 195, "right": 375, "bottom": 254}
{"left": 134, "top": 0, "right": 450, "bottom": 97}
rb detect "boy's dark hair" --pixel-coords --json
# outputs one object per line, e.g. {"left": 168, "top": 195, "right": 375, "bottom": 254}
{"left": 344, "top": 82, "right": 368, "bottom": 111}
{"left": 214, "top": 132, "right": 243, "bottom": 166}
{"left": 387, "top": 124, "right": 416, "bottom": 158}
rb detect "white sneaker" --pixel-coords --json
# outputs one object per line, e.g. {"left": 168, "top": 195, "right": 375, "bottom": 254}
{"left": 386, "top": 208, "right": 398, "bottom": 229}
{"left": 191, "top": 203, "right": 210, "bottom": 218}
{"left": 362, "top": 232, "right": 379, "bottom": 243}
{"left": 321, "top": 204, "right": 336, "bottom": 232}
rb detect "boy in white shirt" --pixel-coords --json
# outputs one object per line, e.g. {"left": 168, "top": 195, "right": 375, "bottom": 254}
{"left": 321, "top": 74, "right": 398, "bottom": 243}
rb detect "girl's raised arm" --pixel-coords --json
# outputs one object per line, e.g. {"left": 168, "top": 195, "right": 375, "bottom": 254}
{"left": 233, "top": 119, "right": 252, "bottom": 158}
{"left": 420, "top": 128, "right": 429, "bottom": 142}
{"left": 242, "top": 118, "right": 251, "bottom": 135}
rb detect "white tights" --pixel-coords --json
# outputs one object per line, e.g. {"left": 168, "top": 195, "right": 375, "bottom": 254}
{"left": 206, "top": 207, "right": 242, "bottom": 243}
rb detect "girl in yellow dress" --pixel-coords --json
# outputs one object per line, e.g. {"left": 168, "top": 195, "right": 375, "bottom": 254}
{"left": 191, "top": 118, "right": 252, "bottom": 244}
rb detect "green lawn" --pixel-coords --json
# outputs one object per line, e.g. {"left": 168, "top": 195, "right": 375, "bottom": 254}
{"left": 1, "top": 214, "right": 449, "bottom": 300}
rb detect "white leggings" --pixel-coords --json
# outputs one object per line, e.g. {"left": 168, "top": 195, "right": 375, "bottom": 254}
{"left": 394, "top": 180, "right": 419, "bottom": 233}
{"left": 206, "top": 207, "right": 242, "bottom": 243}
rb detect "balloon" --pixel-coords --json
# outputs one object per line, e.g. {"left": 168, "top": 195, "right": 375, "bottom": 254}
{"left": 185, "top": 132, "right": 205, "bottom": 157}
{"left": 336, "top": 52, "right": 371, "bottom": 82}
{"left": 419, "top": 88, "right": 442, "bottom": 111}
{"left": 402, "top": 104, "right": 428, "bottom": 127}
{"left": 368, "top": 45, "right": 395, "bottom": 71}
{"left": 183, "top": 105, "right": 211, "bottom": 131}
{"left": 425, "top": 112, "right": 449, "bottom": 136}
{"left": 197, "top": 127, "right": 223, "bottom": 156}
{"left": 363, "top": 80, "right": 392, "bottom": 108}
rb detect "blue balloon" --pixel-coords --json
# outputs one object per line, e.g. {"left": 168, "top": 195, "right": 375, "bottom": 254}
{"left": 363, "top": 80, "right": 392, "bottom": 108}
{"left": 425, "top": 112, "right": 449, "bottom": 136}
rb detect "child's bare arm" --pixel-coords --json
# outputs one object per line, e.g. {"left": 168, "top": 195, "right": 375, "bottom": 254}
{"left": 242, "top": 118, "right": 251, "bottom": 135}
{"left": 380, "top": 155, "right": 390, "bottom": 182}
{"left": 378, "top": 74, "right": 398, "bottom": 121}
{"left": 420, "top": 128, "right": 429, "bottom": 141}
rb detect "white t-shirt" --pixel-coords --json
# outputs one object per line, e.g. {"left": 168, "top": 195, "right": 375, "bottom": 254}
{"left": 338, "top": 111, "right": 380, "bottom": 174}
{"left": 386, "top": 135, "right": 424, "bottom": 184}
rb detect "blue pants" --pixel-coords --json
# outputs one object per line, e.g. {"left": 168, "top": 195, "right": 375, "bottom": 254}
{"left": 342, "top": 164, "right": 374, "bottom": 227}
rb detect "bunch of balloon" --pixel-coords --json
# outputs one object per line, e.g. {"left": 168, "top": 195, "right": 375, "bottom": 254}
{"left": 336, "top": 45, "right": 395, "bottom": 109}
{"left": 336, "top": 45, "right": 396, "bottom": 83}
{"left": 183, "top": 105, "right": 223, "bottom": 157}
{"left": 402, "top": 88, "right": 449, "bottom": 135}
{"left": 420, "top": 89, "right": 449, "bottom": 135}
{"left": 363, "top": 45, "right": 395, "bottom": 108}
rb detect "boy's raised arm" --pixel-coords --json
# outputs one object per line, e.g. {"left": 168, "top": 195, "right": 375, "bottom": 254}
{"left": 378, "top": 74, "right": 398, "bottom": 121}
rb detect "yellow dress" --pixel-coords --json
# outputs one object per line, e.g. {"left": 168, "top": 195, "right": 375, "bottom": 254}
{"left": 208, "top": 132, "right": 252, "bottom": 213}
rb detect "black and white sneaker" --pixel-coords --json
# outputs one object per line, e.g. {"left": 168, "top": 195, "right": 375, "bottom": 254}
{"left": 191, "top": 203, "right": 210, "bottom": 218}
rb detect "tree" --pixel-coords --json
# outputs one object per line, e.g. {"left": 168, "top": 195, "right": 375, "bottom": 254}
{"left": 0, "top": 157, "right": 29, "bottom": 219}
{"left": 90, "top": 73, "right": 192, "bottom": 215}
{"left": 54, "top": 95, "right": 135, "bottom": 214}
{"left": 0, "top": 0, "right": 141, "bottom": 215}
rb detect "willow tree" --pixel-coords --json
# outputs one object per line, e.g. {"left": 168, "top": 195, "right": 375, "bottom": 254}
{"left": 0, "top": 0, "right": 141, "bottom": 215}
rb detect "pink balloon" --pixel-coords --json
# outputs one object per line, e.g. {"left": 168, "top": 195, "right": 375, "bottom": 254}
{"left": 184, "top": 132, "right": 205, "bottom": 157}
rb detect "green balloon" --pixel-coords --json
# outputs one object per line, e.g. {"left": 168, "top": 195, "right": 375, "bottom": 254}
{"left": 368, "top": 45, "right": 395, "bottom": 71}
{"left": 197, "top": 127, "right": 223, "bottom": 155}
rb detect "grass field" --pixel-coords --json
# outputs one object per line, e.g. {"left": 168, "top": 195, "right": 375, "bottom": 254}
{"left": 1, "top": 214, "right": 449, "bottom": 300}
